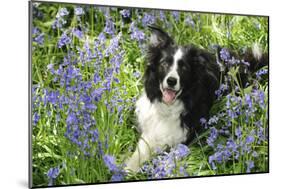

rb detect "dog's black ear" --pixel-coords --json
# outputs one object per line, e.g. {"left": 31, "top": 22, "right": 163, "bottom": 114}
{"left": 148, "top": 25, "right": 174, "bottom": 48}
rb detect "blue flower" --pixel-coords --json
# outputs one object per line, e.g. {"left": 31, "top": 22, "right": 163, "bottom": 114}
{"left": 246, "top": 160, "right": 254, "bottom": 173}
{"left": 72, "top": 28, "right": 83, "bottom": 39}
{"left": 215, "top": 83, "right": 228, "bottom": 99}
{"left": 185, "top": 15, "right": 195, "bottom": 28}
{"left": 120, "top": 9, "right": 130, "bottom": 18}
{"left": 172, "top": 11, "right": 180, "bottom": 22}
{"left": 133, "top": 71, "right": 141, "bottom": 78}
{"left": 66, "top": 112, "right": 78, "bottom": 125}
{"left": 74, "top": 7, "right": 84, "bottom": 16}
{"left": 142, "top": 13, "right": 155, "bottom": 26}
{"left": 93, "top": 73, "right": 101, "bottom": 84}
{"left": 58, "top": 32, "right": 72, "bottom": 48}
{"left": 103, "top": 154, "right": 118, "bottom": 172}
{"left": 207, "top": 127, "right": 218, "bottom": 147}
{"left": 90, "top": 129, "right": 99, "bottom": 142}
{"left": 47, "top": 167, "right": 60, "bottom": 186}
{"left": 47, "top": 167, "right": 60, "bottom": 179}
{"left": 208, "top": 115, "right": 219, "bottom": 125}
{"left": 159, "top": 11, "right": 166, "bottom": 21}
{"left": 246, "top": 135, "right": 255, "bottom": 144}
{"left": 220, "top": 48, "right": 231, "bottom": 61}
{"left": 199, "top": 117, "right": 207, "bottom": 128}
{"left": 56, "top": 8, "right": 69, "bottom": 18}
{"left": 173, "top": 144, "right": 190, "bottom": 159}
{"left": 245, "top": 94, "right": 253, "bottom": 109}
{"left": 129, "top": 22, "right": 145, "bottom": 42}
{"left": 33, "top": 112, "right": 40, "bottom": 125}
{"left": 111, "top": 172, "right": 124, "bottom": 181}
{"left": 104, "top": 17, "right": 115, "bottom": 36}
{"left": 105, "top": 33, "right": 120, "bottom": 57}
{"left": 235, "top": 126, "right": 242, "bottom": 139}
{"left": 33, "top": 33, "right": 44, "bottom": 45}
{"left": 256, "top": 68, "right": 268, "bottom": 80}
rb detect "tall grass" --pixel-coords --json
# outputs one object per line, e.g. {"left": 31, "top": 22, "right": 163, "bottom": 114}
{"left": 31, "top": 2, "right": 268, "bottom": 187}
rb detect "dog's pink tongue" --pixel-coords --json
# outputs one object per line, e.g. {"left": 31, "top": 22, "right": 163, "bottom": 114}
{"left": 163, "top": 89, "right": 176, "bottom": 104}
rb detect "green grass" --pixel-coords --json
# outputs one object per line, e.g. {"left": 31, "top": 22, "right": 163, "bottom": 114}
{"left": 31, "top": 2, "right": 268, "bottom": 187}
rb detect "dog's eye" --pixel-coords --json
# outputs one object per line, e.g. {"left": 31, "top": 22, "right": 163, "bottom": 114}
{"left": 182, "top": 65, "right": 187, "bottom": 70}
{"left": 161, "top": 62, "right": 169, "bottom": 69}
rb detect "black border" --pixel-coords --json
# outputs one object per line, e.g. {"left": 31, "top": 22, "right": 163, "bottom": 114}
{"left": 28, "top": 0, "right": 270, "bottom": 188}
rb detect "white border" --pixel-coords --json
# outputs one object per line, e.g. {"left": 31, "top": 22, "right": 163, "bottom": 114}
{"left": 0, "top": 0, "right": 280, "bottom": 189}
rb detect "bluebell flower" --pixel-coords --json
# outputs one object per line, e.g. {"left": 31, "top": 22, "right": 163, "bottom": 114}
{"left": 208, "top": 115, "right": 219, "bottom": 125}
{"left": 185, "top": 15, "right": 195, "bottom": 28}
{"left": 90, "top": 129, "right": 99, "bottom": 142}
{"left": 235, "top": 126, "right": 242, "bottom": 139}
{"left": 56, "top": 7, "right": 69, "bottom": 18}
{"left": 220, "top": 48, "right": 231, "bottom": 61}
{"left": 52, "top": 8, "right": 69, "bottom": 29}
{"left": 246, "top": 160, "right": 254, "bottom": 173}
{"left": 103, "top": 154, "right": 118, "bottom": 172}
{"left": 129, "top": 22, "right": 145, "bottom": 42}
{"left": 245, "top": 94, "right": 253, "bottom": 109}
{"left": 111, "top": 172, "right": 124, "bottom": 181}
{"left": 72, "top": 28, "right": 83, "bottom": 39}
{"left": 105, "top": 33, "right": 120, "bottom": 57}
{"left": 133, "top": 71, "right": 141, "bottom": 78}
{"left": 91, "top": 88, "right": 105, "bottom": 102}
{"left": 207, "top": 127, "right": 218, "bottom": 147}
{"left": 253, "top": 89, "right": 266, "bottom": 109}
{"left": 159, "top": 11, "right": 166, "bottom": 22}
{"left": 93, "top": 73, "right": 101, "bottom": 84}
{"left": 74, "top": 7, "right": 84, "bottom": 16}
{"left": 47, "top": 167, "right": 60, "bottom": 179}
{"left": 200, "top": 117, "right": 208, "bottom": 128}
{"left": 142, "top": 13, "right": 155, "bottom": 26}
{"left": 215, "top": 83, "right": 228, "bottom": 99}
{"left": 104, "top": 17, "right": 115, "bottom": 36}
{"left": 33, "top": 112, "right": 40, "bottom": 125}
{"left": 173, "top": 144, "right": 190, "bottom": 159}
{"left": 47, "top": 90, "right": 59, "bottom": 105}
{"left": 120, "top": 9, "right": 130, "bottom": 18}
{"left": 246, "top": 135, "right": 255, "bottom": 144}
{"left": 32, "top": 27, "right": 40, "bottom": 35}
{"left": 66, "top": 112, "right": 78, "bottom": 125}
{"left": 58, "top": 32, "right": 72, "bottom": 48}
{"left": 172, "top": 11, "right": 180, "bottom": 22}
{"left": 33, "top": 33, "right": 44, "bottom": 45}
{"left": 47, "top": 167, "right": 60, "bottom": 186}
{"left": 179, "top": 165, "right": 189, "bottom": 176}
{"left": 98, "top": 32, "right": 106, "bottom": 44}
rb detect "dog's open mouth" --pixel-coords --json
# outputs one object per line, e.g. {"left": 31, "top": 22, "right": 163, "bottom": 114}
{"left": 161, "top": 88, "right": 182, "bottom": 105}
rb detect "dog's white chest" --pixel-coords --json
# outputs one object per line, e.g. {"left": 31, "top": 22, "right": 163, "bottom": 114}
{"left": 135, "top": 92, "right": 188, "bottom": 147}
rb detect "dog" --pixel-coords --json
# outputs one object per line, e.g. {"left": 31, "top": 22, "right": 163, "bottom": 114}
{"left": 125, "top": 25, "right": 268, "bottom": 173}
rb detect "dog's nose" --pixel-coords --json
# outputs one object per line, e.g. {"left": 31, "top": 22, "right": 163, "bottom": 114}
{"left": 167, "top": 77, "right": 177, "bottom": 87}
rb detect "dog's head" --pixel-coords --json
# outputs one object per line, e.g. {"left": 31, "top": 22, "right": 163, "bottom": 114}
{"left": 144, "top": 25, "right": 219, "bottom": 106}
{"left": 145, "top": 25, "right": 192, "bottom": 105}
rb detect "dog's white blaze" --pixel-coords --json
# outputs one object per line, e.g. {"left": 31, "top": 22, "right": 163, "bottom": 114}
{"left": 125, "top": 92, "right": 188, "bottom": 172}
{"left": 163, "top": 48, "right": 183, "bottom": 91}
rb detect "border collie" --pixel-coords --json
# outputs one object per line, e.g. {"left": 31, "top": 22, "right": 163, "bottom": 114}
{"left": 125, "top": 25, "right": 267, "bottom": 172}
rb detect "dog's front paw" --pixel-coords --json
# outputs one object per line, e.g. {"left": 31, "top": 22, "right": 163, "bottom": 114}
{"left": 124, "top": 157, "right": 141, "bottom": 173}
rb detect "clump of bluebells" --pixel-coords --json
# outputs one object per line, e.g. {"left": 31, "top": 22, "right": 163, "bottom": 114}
{"left": 32, "top": 5, "right": 141, "bottom": 186}
{"left": 140, "top": 144, "right": 190, "bottom": 179}
{"left": 31, "top": 3, "right": 268, "bottom": 187}
{"left": 203, "top": 50, "right": 268, "bottom": 174}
